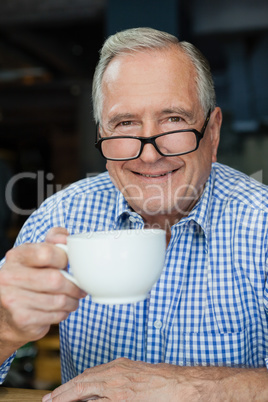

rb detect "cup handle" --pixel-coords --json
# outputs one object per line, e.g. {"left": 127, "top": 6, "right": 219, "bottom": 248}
{"left": 55, "top": 243, "right": 80, "bottom": 287}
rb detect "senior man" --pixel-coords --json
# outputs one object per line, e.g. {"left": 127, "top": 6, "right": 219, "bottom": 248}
{"left": 0, "top": 28, "right": 268, "bottom": 401}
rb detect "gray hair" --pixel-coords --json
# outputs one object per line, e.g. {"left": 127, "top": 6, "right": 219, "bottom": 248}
{"left": 92, "top": 27, "right": 216, "bottom": 124}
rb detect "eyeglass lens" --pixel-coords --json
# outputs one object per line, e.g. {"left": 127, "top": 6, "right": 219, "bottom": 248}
{"left": 101, "top": 131, "right": 197, "bottom": 160}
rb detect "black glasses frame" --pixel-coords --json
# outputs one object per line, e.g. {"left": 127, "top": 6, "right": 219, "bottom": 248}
{"left": 95, "top": 110, "right": 211, "bottom": 161}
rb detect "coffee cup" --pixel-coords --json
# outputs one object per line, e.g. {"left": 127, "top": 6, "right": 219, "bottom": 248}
{"left": 56, "top": 228, "right": 166, "bottom": 304}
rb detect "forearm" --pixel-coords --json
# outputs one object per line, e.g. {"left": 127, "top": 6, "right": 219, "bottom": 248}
{"left": 0, "top": 335, "right": 23, "bottom": 366}
{"left": 171, "top": 365, "right": 268, "bottom": 401}
{"left": 216, "top": 366, "right": 268, "bottom": 401}
{"left": 0, "top": 312, "right": 21, "bottom": 381}
{"left": 0, "top": 310, "right": 26, "bottom": 366}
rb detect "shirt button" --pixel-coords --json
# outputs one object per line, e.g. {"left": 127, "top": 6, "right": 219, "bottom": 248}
{"left": 154, "top": 320, "right": 162, "bottom": 329}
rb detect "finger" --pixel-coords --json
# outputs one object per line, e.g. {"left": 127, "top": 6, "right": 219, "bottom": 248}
{"left": 43, "top": 393, "right": 101, "bottom": 402}
{"left": 5, "top": 242, "right": 68, "bottom": 269}
{"left": 45, "top": 227, "right": 69, "bottom": 245}
{"left": 1, "top": 289, "right": 71, "bottom": 341}
{"left": 2, "top": 286, "right": 81, "bottom": 313}
{"left": 0, "top": 265, "right": 86, "bottom": 298}
{"left": 9, "top": 303, "right": 72, "bottom": 330}
{"left": 46, "top": 379, "right": 104, "bottom": 402}
{"left": 46, "top": 360, "right": 132, "bottom": 401}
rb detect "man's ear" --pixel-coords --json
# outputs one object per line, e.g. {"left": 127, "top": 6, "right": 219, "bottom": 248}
{"left": 209, "top": 107, "right": 222, "bottom": 163}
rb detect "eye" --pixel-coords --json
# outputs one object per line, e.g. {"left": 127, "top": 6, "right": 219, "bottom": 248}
{"left": 168, "top": 116, "right": 183, "bottom": 123}
{"left": 119, "top": 121, "right": 133, "bottom": 126}
{"left": 114, "top": 120, "right": 140, "bottom": 136}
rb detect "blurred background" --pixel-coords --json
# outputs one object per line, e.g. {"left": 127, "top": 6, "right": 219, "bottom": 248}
{"left": 0, "top": 0, "right": 267, "bottom": 390}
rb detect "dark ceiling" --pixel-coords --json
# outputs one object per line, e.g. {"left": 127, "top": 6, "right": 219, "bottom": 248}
{"left": 0, "top": 0, "right": 106, "bottom": 83}
{"left": 0, "top": 0, "right": 107, "bottom": 155}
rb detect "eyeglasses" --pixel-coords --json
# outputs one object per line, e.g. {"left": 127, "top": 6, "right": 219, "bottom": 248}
{"left": 95, "top": 110, "right": 211, "bottom": 161}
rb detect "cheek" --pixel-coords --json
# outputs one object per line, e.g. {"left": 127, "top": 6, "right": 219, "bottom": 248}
{"left": 106, "top": 160, "right": 117, "bottom": 181}
{"left": 106, "top": 160, "right": 125, "bottom": 189}
{"left": 182, "top": 147, "right": 211, "bottom": 188}
{"left": 196, "top": 135, "right": 214, "bottom": 165}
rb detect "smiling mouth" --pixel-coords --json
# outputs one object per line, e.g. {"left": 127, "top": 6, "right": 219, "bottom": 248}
{"left": 135, "top": 169, "right": 178, "bottom": 178}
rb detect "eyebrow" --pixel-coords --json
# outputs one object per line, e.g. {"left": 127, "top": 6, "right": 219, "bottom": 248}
{"left": 107, "top": 113, "right": 137, "bottom": 128}
{"left": 106, "top": 107, "right": 195, "bottom": 128}
{"left": 160, "top": 107, "right": 195, "bottom": 122}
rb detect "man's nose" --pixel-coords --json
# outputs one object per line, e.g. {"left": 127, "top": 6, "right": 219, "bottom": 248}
{"left": 137, "top": 122, "right": 162, "bottom": 162}
{"left": 138, "top": 141, "right": 162, "bottom": 163}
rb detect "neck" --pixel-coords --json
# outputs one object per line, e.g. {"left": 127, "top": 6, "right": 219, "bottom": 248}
{"left": 143, "top": 215, "right": 179, "bottom": 247}
{"left": 141, "top": 192, "right": 202, "bottom": 246}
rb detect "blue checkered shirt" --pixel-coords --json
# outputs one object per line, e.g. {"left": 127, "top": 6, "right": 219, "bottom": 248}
{"left": 1, "top": 162, "right": 268, "bottom": 384}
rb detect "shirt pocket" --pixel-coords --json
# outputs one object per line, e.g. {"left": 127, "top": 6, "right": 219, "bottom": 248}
{"left": 181, "top": 329, "right": 255, "bottom": 367}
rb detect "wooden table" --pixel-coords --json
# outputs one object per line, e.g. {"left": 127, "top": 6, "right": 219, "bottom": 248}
{"left": 0, "top": 387, "right": 49, "bottom": 401}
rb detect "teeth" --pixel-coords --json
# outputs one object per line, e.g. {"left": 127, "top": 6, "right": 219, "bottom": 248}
{"left": 140, "top": 171, "right": 173, "bottom": 178}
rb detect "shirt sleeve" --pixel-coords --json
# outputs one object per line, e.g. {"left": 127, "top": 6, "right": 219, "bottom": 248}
{"left": 264, "top": 227, "right": 268, "bottom": 312}
{"left": 0, "top": 353, "right": 16, "bottom": 384}
{"left": 0, "top": 191, "right": 69, "bottom": 380}
{"left": 265, "top": 357, "right": 268, "bottom": 370}
{"left": 264, "top": 228, "right": 268, "bottom": 369}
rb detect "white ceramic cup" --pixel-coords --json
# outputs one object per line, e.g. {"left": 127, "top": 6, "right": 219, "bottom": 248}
{"left": 56, "top": 228, "right": 166, "bottom": 304}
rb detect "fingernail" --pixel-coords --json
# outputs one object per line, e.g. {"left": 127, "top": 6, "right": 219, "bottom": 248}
{"left": 42, "top": 393, "right": 52, "bottom": 401}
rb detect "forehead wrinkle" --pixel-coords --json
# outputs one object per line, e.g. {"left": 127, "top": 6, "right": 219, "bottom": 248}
{"left": 101, "top": 48, "right": 201, "bottom": 126}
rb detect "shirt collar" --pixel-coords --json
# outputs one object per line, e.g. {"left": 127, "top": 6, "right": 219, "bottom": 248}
{"left": 115, "top": 189, "right": 133, "bottom": 219}
{"left": 175, "top": 166, "right": 215, "bottom": 237}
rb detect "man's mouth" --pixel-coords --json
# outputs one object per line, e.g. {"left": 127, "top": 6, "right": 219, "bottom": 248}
{"left": 135, "top": 169, "right": 178, "bottom": 178}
